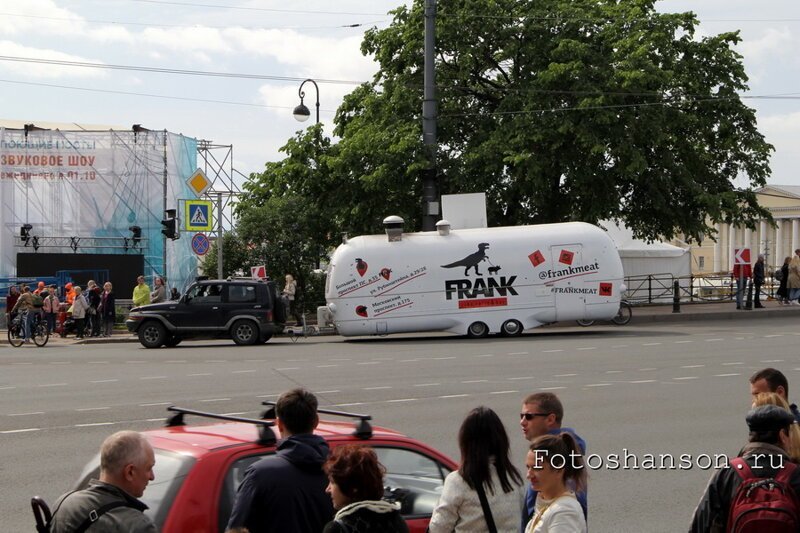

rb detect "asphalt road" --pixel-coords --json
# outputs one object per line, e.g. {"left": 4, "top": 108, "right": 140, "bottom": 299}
{"left": 2, "top": 317, "right": 799, "bottom": 532}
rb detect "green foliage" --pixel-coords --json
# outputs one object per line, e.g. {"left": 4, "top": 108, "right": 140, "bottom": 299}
{"left": 201, "top": 232, "right": 258, "bottom": 279}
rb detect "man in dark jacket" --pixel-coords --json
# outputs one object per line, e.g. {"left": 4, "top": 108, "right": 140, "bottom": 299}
{"left": 226, "top": 388, "right": 334, "bottom": 533}
{"left": 689, "top": 405, "right": 800, "bottom": 532}
{"left": 49, "top": 431, "right": 156, "bottom": 532}
{"left": 753, "top": 254, "right": 766, "bottom": 308}
{"left": 750, "top": 367, "right": 800, "bottom": 423}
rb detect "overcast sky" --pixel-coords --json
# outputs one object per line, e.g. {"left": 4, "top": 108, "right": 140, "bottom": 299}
{"left": 1, "top": 0, "right": 798, "bottom": 188}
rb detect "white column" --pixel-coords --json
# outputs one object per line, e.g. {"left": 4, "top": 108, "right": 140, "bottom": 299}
{"left": 713, "top": 223, "right": 722, "bottom": 272}
{"left": 728, "top": 224, "right": 736, "bottom": 272}
{"left": 759, "top": 219, "right": 767, "bottom": 255}
{"left": 793, "top": 219, "right": 800, "bottom": 255}
{"left": 744, "top": 227, "right": 752, "bottom": 251}
{"left": 775, "top": 220, "right": 783, "bottom": 267}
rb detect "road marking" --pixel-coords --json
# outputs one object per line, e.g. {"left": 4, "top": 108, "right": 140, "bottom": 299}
{"left": 638, "top": 368, "right": 657, "bottom": 371}
{"left": 317, "top": 390, "right": 341, "bottom": 394}
{"left": 220, "top": 412, "right": 248, "bottom": 416}
{"left": 762, "top": 359, "right": 784, "bottom": 363}
{"left": 199, "top": 398, "right": 231, "bottom": 402}
{"left": 605, "top": 370, "right": 624, "bottom": 374}
{"left": 629, "top": 380, "right": 656, "bottom": 384}
{"left": 508, "top": 376, "right": 535, "bottom": 381}
{"left": 490, "top": 390, "right": 518, "bottom": 395}
{"left": 554, "top": 373, "right": 577, "bottom": 377}
{"left": 705, "top": 339, "right": 724, "bottom": 342}
{"left": 256, "top": 394, "right": 280, "bottom": 398}
{"left": 577, "top": 347, "right": 597, "bottom": 351}
{"left": 675, "top": 341, "right": 693, "bottom": 344}
{"left": 188, "top": 373, "right": 212, "bottom": 377}
{"left": 1, "top": 428, "right": 41, "bottom": 434}
{"left": 336, "top": 402, "right": 364, "bottom": 407}
{"left": 462, "top": 380, "right": 487, "bottom": 384}
{"left": 76, "top": 407, "right": 110, "bottom": 412}
{"left": 539, "top": 387, "right": 566, "bottom": 391}
{"left": 275, "top": 367, "right": 299, "bottom": 371}
{"left": 543, "top": 350, "right": 564, "bottom": 353}
{"left": 364, "top": 386, "right": 392, "bottom": 390}
{"left": 75, "top": 422, "right": 114, "bottom": 427}
{"left": 476, "top": 354, "right": 495, "bottom": 357}
{"left": 586, "top": 383, "right": 611, "bottom": 387}
{"left": 140, "top": 402, "right": 171, "bottom": 407}
{"left": 8, "top": 412, "right": 44, "bottom": 416}
{"left": 140, "top": 376, "right": 167, "bottom": 380}
{"left": 681, "top": 365, "right": 704, "bottom": 368}
{"left": 90, "top": 379, "right": 119, "bottom": 383}
{"left": 12, "top": 362, "right": 33, "bottom": 365}
{"left": 414, "top": 383, "right": 440, "bottom": 387}
{"left": 439, "top": 394, "right": 470, "bottom": 399}
{"left": 0, "top": 386, "right": 17, "bottom": 390}
{"left": 39, "top": 383, "right": 67, "bottom": 387}
{"left": 722, "top": 362, "right": 744, "bottom": 366}
{"left": 432, "top": 356, "right": 457, "bottom": 360}
{"left": 642, "top": 343, "right": 662, "bottom": 346}
{"left": 387, "top": 398, "right": 417, "bottom": 403}
{"left": 399, "top": 359, "right": 420, "bottom": 363}
{"left": 673, "top": 377, "right": 699, "bottom": 380}
{"left": 764, "top": 335, "right": 784, "bottom": 338}
{"left": 232, "top": 370, "right": 256, "bottom": 374}
{"left": 316, "top": 364, "right": 338, "bottom": 368}
{"left": 146, "top": 418, "right": 165, "bottom": 422}
{"left": 611, "top": 345, "right": 629, "bottom": 348}
{"left": 714, "top": 373, "right": 741, "bottom": 377}
{"left": 508, "top": 352, "right": 528, "bottom": 356}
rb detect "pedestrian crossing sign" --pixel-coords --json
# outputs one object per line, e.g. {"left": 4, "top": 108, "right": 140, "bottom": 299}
{"left": 185, "top": 200, "right": 213, "bottom": 231}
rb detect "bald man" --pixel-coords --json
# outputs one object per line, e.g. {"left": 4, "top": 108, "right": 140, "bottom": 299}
{"left": 50, "top": 431, "right": 157, "bottom": 533}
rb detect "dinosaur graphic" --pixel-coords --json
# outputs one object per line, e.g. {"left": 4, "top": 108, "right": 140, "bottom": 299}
{"left": 441, "top": 243, "right": 490, "bottom": 276}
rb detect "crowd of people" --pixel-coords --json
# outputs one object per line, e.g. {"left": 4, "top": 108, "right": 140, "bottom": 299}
{"left": 4, "top": 274, "right": 177, "bottom": 341}
{"left": 40, "top": 368, "right": 800, "bottom": 533}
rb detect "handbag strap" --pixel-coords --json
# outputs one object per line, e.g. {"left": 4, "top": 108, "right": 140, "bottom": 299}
{"left": 473, "top": 479, "right": 497, "bottom": 533}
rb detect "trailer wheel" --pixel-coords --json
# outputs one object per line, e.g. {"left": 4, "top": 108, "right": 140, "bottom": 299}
{"left": 467, "top": 321, "right": 489, "bottom": 338}
{"left": 501, "top": 319, "right": 523, "bottom": 336}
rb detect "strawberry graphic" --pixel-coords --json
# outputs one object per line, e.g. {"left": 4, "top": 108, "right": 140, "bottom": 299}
{"left": 355, "top": 305, "right": 368, "bottom": 317}
{"left": 599, "top": 283, "right": 612, "bottom": 296}
{"left": 528, "top": 250, "right": 545, "bottom": 267}
{"left": 380, "top": 268, "right": 392, "bottom": 280}
{"left": 559, "top": 250, "right": 574, "bottom": 265}
{"left": 355, "top": 258, "right": 368, "bottom": 277}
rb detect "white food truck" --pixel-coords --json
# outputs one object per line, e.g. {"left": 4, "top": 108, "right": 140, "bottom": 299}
{"left": 324, "top": 218, "right": 624, "bottom": 337}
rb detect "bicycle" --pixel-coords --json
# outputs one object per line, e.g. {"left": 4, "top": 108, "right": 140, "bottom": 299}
{"left": 576, "top": 300, "right": 632, "bottom": 327}
{"left": 7, "top": 310, "right": 50, "bottom": 347}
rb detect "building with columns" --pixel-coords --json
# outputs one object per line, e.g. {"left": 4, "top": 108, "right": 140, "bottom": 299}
{"left": 684, "top": 185, "right": 800, "bottom": 275}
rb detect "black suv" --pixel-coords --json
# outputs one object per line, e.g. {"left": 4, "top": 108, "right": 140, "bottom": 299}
{"left": 126, "top": 279, "right": 285, "bottom": 348}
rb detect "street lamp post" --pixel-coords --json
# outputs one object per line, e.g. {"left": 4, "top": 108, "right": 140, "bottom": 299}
{"left": 293, "top": 79, "right": 320, "bottom": 124}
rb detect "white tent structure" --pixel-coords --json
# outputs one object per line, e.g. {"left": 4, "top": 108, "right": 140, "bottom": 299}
{"left": 600, "top": 222, "right": 691, "bottom": 303}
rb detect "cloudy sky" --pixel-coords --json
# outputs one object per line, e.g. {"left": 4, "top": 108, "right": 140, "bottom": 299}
{"left": 1, "top": 0, "right": 798, "bottom": 187}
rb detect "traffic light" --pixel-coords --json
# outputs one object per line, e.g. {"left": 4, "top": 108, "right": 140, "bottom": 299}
{"left": 161, "top": 210, "right": 178, "bottom": 240}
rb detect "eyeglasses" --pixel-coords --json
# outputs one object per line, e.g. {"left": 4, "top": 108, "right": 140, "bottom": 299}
{"left": 520, "top": 412, "right": 550, "bottom": 421}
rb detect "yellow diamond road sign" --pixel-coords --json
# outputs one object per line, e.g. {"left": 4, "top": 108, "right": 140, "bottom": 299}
{"left": 187, "top": 168, "right": 212, "bottom": 197}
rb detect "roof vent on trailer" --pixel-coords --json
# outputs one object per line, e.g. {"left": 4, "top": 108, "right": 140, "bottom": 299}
{"left": 436, "top": 219, "right": 451, "bottom": 236}
{"left": 383, "top": 215, "right": 404, "bottom": 242}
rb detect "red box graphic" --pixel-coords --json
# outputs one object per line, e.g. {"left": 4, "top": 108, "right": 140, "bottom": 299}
{"left": 559, "top": 250, "right": 574, "bottom": 265}
{"left": 458, "top": 298, "right": 508, "bottom": 309}
{"left": 599, "top": 282, "right": 612, "bottom": 296}
{"left": 528, "top": 250, "right": 545, "bottom": 267}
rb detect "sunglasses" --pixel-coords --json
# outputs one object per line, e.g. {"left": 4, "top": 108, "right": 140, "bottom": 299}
{"left": 520, "top": 412, "right": 550, "bottom": 421}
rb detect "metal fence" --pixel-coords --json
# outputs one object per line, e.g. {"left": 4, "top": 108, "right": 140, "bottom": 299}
{"left": 624, "top": 273, "right": 780, "bottom": 305}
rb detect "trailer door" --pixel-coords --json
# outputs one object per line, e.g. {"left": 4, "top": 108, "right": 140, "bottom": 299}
{"left": 549, "top": 244, "right": 586, "bottom": 321}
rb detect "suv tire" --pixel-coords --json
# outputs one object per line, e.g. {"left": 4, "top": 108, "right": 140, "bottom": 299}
{"left": 231, "top": 319, "right": 258, "bottom": 346}
{"left": 139, "top": 321, "right": 167, "bottom": 348}
{"left": 165, "top": 335, "right": 182, "bottom": 347}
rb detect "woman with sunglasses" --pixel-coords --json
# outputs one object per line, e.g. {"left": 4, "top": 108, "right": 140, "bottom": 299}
{"left": 429, "top": 406, "right": 524, "bottom": 532}
{"left": 524, "top": 433, "right": 587, "bottom": 533}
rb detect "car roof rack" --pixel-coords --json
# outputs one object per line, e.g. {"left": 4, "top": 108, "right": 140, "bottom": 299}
{"left": 165, "top": 406, "right": 277, "bottom": 446}
{"left": 261, "top": 401, "right": 373, "bottom": 440}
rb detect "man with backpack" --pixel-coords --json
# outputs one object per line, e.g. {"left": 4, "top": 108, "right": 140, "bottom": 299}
{"left": 690, "top": 405, "right": 800, "bottom": 532}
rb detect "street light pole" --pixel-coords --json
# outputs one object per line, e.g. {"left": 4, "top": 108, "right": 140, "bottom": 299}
{"left": 293, "top": 79, "right": 320, "bottom": 124}
{"left": 422, "top": 0, "right": 439, "bottom": 231}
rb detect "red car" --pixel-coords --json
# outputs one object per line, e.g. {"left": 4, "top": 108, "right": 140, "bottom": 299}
{"left": 51, "top": 405, "right": 457, "bottom": 533}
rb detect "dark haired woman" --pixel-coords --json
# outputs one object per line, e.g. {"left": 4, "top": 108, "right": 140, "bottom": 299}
{"left": 525, "top": 433, "right": 587, "bottom": 533}
{"left": 323, "top": 444, "right": 408, "bottom": 533}
{"left": 429, "top": 406, "right": 524, "bottom": 532}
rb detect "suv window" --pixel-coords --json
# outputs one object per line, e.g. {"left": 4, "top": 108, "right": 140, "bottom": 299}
{"left": 374, "top": 447, "right": 450, "bottom": 518}
{"left": 187, "top": 283, "right": 224, "bottom": 304}
{"left": 228, "top": 285, "right": 257, "bottom": 304}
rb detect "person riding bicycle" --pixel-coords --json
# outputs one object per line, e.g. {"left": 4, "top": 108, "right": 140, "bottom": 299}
{"left": 11, "top": 285, "right": 35, "bottom": 343}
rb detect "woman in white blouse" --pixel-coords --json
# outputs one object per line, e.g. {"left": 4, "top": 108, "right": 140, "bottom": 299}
{"left": 524, "top": 433, "right": 587, "bottom": 533}
{"left": 429, "top": 406, "right": 524, "bottom": 532}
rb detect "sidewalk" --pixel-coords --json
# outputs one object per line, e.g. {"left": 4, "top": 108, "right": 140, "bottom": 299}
{"left": 4, "top": 299, "right": 800, "bottom": 345}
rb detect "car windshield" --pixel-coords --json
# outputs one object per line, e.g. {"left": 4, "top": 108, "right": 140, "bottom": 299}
{"left": 75, "top": 449, "right": 195, "bottom": 528}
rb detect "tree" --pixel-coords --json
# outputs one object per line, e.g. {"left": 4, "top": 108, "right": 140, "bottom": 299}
{"left": 201, "top": 231, "right": 257, "bottom": 279}
{"left": 327, "top": 0, "right": 772, "bottom": 242}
